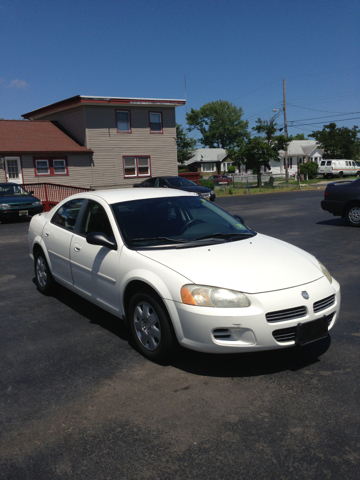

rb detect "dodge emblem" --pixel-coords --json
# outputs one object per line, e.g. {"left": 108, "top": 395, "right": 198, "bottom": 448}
{"left": 301, "top": 291, "right": 309, "bottom": 300}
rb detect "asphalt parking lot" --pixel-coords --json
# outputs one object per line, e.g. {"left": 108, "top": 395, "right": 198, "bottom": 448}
{"left": 1, "top": 189, "right": 359, "bottom": 479}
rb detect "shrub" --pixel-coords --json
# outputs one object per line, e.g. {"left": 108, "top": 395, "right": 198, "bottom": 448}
{"left": 299, "top": 161, "right": 318, "bottom": 179}
{"left": 199, "top": 179, "right": 215, "bottom": 189}
{"left": 227, "top": 165, "right": 236, "bottom": 173}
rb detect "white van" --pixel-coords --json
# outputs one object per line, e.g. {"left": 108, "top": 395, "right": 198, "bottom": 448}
{"left": 318, "top": 159, "right": 360, "bottom": 178}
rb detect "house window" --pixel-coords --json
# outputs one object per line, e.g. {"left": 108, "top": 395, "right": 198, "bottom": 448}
{"left": 123, "top": 156, "right": 151, "bottom": 178}
{"left": 35, "top": 160, "right": 50, "bottom": 175}
{"left": 116, "top": 110, "right": 131, "bottom": 132}
{"left": 201, "top": 163, "right": 216, "bottom": 172}
{"left": 34, "top": 157, "right": 68, "bottom": 176}
{"left": 53, "top": 159, "right": 66, "bottom": 174}
{"left": 149, "top": 112, "right": 163, "bottom": 133}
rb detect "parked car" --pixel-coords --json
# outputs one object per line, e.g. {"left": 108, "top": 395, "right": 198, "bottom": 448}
{"left": 133, "top": 176, "right": 215, "bottom": 201}
{"left": 321, "top": 178, "right": 360, "bottom": 227}
{"left": 0, "top": 183, "right": 43, "bottom": 220}
{"left": 28, "top": 188, "right": 340, "bottom": 361}
{"left": 207, "top": 175, "right": 233, "bottom": 184}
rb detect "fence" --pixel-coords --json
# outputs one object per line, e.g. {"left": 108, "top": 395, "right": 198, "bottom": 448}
{"left": 22, "top": 183, "right": 90, "bottom": 211}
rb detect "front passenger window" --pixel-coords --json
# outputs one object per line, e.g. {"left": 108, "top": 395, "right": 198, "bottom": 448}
{"left": 80, "top": 201, "right": 114, "bottom": 239}
{"left": 52, "top": 199, "right": 84, "bottom": 231}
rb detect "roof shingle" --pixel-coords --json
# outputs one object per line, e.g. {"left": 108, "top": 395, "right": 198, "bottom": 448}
{"left": 0, "top": 120, "right": 92, "bottom": 154}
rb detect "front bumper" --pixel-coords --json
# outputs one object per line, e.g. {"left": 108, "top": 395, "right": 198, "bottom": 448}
{"left": 168, "top": 276, "right": 340, "bottom": 353}
{"left": 0, "top": 206, "right": 44, "bottom": 218}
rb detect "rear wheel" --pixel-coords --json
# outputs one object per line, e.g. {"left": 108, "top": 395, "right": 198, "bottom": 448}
{"left": 34, "top": 251, "right": 55, "bottom": 295}
{"left": 338, "top": 171, "right": 343, "bottom": 178}
{"left": 128, "top": 292, "right": 178, "bottom": 361}
{"left": 346, "top": 204, "right": 360, "bottom": 227}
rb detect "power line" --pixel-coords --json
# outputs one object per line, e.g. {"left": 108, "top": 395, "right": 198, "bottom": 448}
{"left": 289, "top": 116, "right": 360, "bottom": 127}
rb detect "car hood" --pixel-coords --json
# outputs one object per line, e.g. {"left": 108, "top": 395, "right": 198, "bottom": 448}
{"left": 0, "top": 194, "right": 39, "bottom": 204}
{"left": 138, "top": 233, "right": 323, "bottom": 294}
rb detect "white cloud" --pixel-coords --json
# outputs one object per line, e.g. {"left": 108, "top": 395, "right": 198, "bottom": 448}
{"left": 7, "top": 79, "right": 29, "bottom": 90}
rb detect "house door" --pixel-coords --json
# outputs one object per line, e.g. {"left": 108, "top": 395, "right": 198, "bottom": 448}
{"left": 5, "top": 157, "right": 23, "bottom": 184}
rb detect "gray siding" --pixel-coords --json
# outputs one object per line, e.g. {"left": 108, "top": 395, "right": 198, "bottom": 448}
{"left": 21, "top": 154, "right": 93, "bottom": 189}
{"left": 39, "top": 107, "right": 87, "bottom": 146}
{"left": 84, "top": 105, "right": 178, "bottom": 188}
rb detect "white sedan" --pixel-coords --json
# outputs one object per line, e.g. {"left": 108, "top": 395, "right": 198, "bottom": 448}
{"left": 28, "top": 189, "right": 340, "bottom": 361}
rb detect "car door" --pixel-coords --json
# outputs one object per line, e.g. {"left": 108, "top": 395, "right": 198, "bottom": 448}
{"left": 43, "top": 198, "right": 85, "bottom": 286}
{"left": 69, "top": 199, "right": 121, "bottom": 314}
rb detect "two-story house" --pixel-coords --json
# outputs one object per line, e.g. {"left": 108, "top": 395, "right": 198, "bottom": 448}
{"left": 1, "top": 95, "right": 185, "bottom": 189}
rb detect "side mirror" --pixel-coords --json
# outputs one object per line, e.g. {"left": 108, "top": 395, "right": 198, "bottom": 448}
{"left": 86, "top": 232, "right": 117, "bottom": 250}
{"left": 234, "top": 215, "right": 245, "bottom": 224}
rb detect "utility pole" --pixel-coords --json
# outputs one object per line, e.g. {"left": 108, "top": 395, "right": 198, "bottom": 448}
{"left": 283, "top": 78, "right": 289, "bottom": 183}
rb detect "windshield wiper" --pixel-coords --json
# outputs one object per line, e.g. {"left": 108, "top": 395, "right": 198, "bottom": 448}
{"left": 194, "top": 232, "right": 254, "bottom": 241}
{"left": 131, "top": 237, "right": 188, "bottom": 244}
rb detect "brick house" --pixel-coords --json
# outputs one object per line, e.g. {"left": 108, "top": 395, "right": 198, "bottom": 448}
{"left": 20, "top": 95, "right": 185, "bottom": 189}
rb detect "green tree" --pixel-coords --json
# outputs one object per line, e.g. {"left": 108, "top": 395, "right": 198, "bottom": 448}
{"left": 231, "top": 117, "right": 291, "bottom": 183}
{"left": 176, "top": 124, "right": 196, "bottom": 164}
{"left": 310, "top": 123, "right": 360, "bottom": 160}
{"left": 293, "top": 133, "right": 307, "bottom": 140}
{"left": 186, "top": 100, "right": 248, "bottom": 149}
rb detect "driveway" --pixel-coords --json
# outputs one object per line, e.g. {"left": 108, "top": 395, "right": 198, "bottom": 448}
{"left": 1, "top": 190, "right": 359, "bottom": 479}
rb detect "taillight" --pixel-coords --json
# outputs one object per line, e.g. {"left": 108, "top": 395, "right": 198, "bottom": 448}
{"left": 325, "top": 191, "right": 330, "bottom": 197}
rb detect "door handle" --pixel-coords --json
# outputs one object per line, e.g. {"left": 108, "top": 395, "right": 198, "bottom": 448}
{"left": 74, "top": 244, "right": 81, "bottom": 252}
{"left": 44, "top": 230, "right": 50, "bottom": 237}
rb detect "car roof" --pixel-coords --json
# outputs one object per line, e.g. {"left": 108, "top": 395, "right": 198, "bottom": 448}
{"left": 69, "top": 187, "right": 197, "bottom": 205}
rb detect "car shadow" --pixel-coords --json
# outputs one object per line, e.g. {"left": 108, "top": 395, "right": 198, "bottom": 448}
{"left": 169, "top": 336, "right": 331, "bottom": 378}
{"left": 317, "top": 218, "right": 348, "bottom": 227}
{"left": 32, "top": 278, "right": 129, "bottom": 341}
{"left": 32, "top": 278, "right": 331, "bottom": 377}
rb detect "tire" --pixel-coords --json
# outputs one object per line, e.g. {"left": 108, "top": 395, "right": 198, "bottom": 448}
{"left": 34, "top": 250, "right": 55, "bottom": 295}
{"left": 346, "top": 204, "right": 360, "bottom": 228}
{"left": 128, "top": 292, "right": 179, "bottom": 361}
{"left": 338, "top": 172, "right": 343, "bottom": 178}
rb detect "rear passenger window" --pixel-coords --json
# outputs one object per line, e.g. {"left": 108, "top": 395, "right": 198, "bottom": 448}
{"left": 326, "top": 161, "right": 332, "bottom": 166}
{"left": 52, "top": 199, "right": 84, "bottom": 231}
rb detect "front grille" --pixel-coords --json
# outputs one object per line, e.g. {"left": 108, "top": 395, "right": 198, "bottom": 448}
{"left": 313, "top": 295, "right": 335, "bottom": 313}
{"left": 266, "top": 306, "right": 307, "bottom": 323}
{"left": 273, "top": 313, "right": 335, "bottom": 344}
{"left": 213, "top": 328, "right": 231, "bottom": 339}
{"left": 11, "top": 202, "right": 34, "bottom": 207}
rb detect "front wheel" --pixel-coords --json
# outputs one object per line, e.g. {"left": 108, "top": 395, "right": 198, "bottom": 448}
{"left": 34, "top": 251, "right": 55, "bottom": 295}
{"left": 346, "top": 204, "right": 360, "bottom": 227}
{"left": 128, "top": 292, "right": 178, "bottom": 361}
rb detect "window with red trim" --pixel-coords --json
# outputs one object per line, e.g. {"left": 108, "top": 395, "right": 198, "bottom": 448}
{"left": 116, "top": 110, "right": 131, "bottom": 132}
{"left": 34, "top": 157, "right": 68, "bottom": 176}
{"left": 149, "top": 112, "right": 163, "bottom": 133}
{"left": 123, "top": 156, "right": 151, "bottom": 178}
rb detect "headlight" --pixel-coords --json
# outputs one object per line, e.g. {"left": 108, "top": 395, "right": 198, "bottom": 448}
{"left": 0, "top": 204, "right": 11, "bottom": 209}
{"left": 181, "top": 284, "right": 250, "bottom": 308}
{"left": 319, "top": 261, "right": 332, "bottom": 284}
{"left": 32, "top": 201, "right": 42, "bottom": 206}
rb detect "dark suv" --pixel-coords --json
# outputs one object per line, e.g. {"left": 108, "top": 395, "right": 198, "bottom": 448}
{"left": 0, "top": 183, "right": 43, "bottom": 220}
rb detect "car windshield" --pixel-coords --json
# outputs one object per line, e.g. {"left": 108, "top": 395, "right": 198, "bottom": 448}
{"left": 166, "top": 177, "right": 197, "bottom": 187}
{"left": 0, "top": 185, "right": 30, "bottom": 196}
{"left": 111, "top": 196, "right": 255, "bottom": 249}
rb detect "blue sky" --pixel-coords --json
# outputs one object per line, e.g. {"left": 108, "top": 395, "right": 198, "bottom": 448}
{"left": 1, "top": 0, "right": 359, "bottom": 140}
